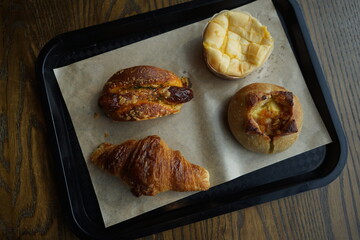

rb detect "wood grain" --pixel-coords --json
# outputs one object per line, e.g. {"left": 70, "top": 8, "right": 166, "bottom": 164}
{"left": 0, "top": 0, "right": 359, "bottom": 239}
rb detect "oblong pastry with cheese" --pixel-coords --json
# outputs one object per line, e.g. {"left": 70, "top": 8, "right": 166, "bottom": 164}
{"left": 228, "top": 83, "right": 303, "bottom": 153}
{"left": 98, "top": 65, "right": 193, "bottom": 121}
{"left": 203, "top": 11, "right": 274, "bottom": 79}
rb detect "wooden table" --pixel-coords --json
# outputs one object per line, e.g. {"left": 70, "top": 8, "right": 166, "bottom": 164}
{"left": 1, "top": 0, "right": 359, "bottom": 239}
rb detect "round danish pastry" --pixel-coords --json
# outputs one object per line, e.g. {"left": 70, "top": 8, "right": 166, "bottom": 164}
{"left": 228, "top": 83, "right": 303, "bottom": 153}
{"left": 203, "top": 10, "right": 274, "bottom": 79}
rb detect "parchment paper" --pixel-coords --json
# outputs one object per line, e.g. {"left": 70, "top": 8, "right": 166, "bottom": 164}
{"left": 53, "top": 0, "right": 332, "bottom": 227}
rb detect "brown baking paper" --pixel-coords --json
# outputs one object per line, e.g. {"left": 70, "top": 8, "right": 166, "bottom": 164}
{"left": 53, "top": 0, "right": 332, "bottom": 227}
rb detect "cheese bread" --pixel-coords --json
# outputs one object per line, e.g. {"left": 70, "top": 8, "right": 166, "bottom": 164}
{"left": 228, "top": 83, "right": 303, "bottom": 153}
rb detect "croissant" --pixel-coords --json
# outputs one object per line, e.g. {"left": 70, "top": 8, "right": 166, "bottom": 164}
{"left": 90, "top": 135, "right": 210, "bottom": 196}
{"left": 98, "top": 65, "right": 193, "bottom": 121}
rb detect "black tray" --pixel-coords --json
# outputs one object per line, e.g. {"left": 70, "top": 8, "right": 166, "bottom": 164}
{"left": 36, "top": 0, "right": 348, "bottom": 239}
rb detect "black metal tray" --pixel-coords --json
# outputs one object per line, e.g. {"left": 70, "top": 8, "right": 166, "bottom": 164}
{"left": 36, "top": 0, "right": 348, "bottom": 239}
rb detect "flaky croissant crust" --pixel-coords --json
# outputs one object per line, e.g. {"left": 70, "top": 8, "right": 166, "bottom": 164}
{"left": 90, "top": 135, "right": 210, "bottom": 196}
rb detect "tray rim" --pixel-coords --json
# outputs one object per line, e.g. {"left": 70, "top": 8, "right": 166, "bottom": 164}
{"left": 35, "top": 0, "right": 348, "bottom": 239}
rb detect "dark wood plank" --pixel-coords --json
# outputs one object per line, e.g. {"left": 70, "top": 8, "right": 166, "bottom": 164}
{"left": 0, "top": 0, "right": 359, "bottom": 239}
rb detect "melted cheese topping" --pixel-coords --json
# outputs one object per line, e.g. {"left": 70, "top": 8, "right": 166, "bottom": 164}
{"left": 203, "top": 11, "right": 274, "bottom": 77}
{"left": 251, "top": 99, "right": 290, "bottom": 136}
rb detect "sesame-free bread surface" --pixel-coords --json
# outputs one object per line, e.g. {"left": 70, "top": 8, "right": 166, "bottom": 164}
{"left": 228, "top": 83, "right": 303, "bottom": 153}
{"left": 203, "top": 11, "right": 274, "bottom": 79}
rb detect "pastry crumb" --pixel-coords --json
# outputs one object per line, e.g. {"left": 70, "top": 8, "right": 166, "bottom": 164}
{"left": 104, "top": 132, "right": 109, "bottom": 138}
{"left": 94, "top": 113, "right": 100, "bottom": 119}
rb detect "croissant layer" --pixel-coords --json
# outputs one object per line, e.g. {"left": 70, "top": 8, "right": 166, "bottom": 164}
{"left": 90, "top": 135, "right": 210, "bottom": 196}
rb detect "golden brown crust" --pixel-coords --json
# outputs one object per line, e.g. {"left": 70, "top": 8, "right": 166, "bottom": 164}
{"left": 202, "top": 11, "right": 274, "bottom": 79}
{"left": 228, "top": 83, "right": 303, "bottom": 154}
{"left": 98, "top": 66, "right": 193, "bottom": 121}
{"left": 90, "top": 135, "right": 210, "bottom": 196}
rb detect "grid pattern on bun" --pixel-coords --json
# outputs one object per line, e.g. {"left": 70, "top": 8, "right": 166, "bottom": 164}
{"left": 203, "top": 11, "right": 274, "bottom": 78}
